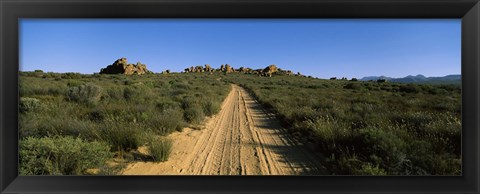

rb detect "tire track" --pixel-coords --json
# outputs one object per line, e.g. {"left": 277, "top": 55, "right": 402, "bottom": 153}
{"left": 121, "top": 84, "right": 325, "bottom": 175}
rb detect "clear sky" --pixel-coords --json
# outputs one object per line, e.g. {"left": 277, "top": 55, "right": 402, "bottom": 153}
{"left": 20, "top": 19, "right": 460, "bottom": 79}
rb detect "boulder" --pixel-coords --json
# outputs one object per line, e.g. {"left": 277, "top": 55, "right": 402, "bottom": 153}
{"left": 204, "top": 64, "right": 213, "bottom": 72}
{"left": 225, "top": 64, "right": 233, "bottom": 73}
{"left": 195, "top": 65, "right": 204, "bottom": 72}
{"left": 262, "top": 64, "right": 278, "bottom": 77}
{"left": 135, "top": 62, "right": 149, "bottom": 75}
{"left": 252, "top": 69, "right": 262, "bottom": 75}
{"left": 276, "top": 69, "right": 293, "bottom": 76}
{"left": 239, "top": 67, "right": 252, "bottom": 73}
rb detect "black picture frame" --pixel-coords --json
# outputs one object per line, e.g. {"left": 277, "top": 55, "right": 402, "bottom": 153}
{"left": 1, "top": 0, "right": 479, "bottom": 193}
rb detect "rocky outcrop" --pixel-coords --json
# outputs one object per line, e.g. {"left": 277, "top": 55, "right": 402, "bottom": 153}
{"left": 205, "top": 64, "right": 213, "bottom": 72}
{"left": 262, "top": 65, "right": 278, "bottom": 77}
{"left": 195, "top": 66, "right": 204, "bottom": 72}
{"left": 161, "top": 69, "right": 171, "bottom": 74}
{"left": 252, "top": 69, "right": 262, "bottom": 75}
{"left": 181, "top": 64, "right": 295, "bottom": 77}
{"left": 225, "top": 64, "right": 234, "bottom": 73}
{"left": 184, "top": 64, "right": 216, "bottom": 73}
{"left": 214, "top": 64, "right": 234, "bottom": 73}
{"left": 276, "top": 68, "right": 293, "bottom": 76}
{"left": 238, "top": 67, "right": 252, "bottom": 73}
{"left": 184, "top": 66, "right": 195, "bottom": 73}
{"left": 100, "top": 58, "right": 152, "bottom": 75}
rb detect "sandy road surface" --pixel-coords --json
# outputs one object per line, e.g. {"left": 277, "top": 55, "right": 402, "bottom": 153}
{"left": 122, "top": 84, "right": 325, "bottom": 175}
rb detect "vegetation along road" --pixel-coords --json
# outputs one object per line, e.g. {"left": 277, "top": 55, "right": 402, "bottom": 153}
{"left": 122, "top": 84, "right": 325, "bottom": 175}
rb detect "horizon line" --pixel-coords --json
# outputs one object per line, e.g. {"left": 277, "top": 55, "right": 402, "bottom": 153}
{"left": 18, "top": 69, "right": 461, "bottom": 80}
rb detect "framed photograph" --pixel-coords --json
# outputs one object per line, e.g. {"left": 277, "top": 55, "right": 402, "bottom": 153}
{"left": 1, "top": 0, "right": 479, "bottom": 193}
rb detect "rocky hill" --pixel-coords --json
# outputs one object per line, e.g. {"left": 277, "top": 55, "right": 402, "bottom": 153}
{"left": 100, "top": 58, "right": 152, "bottom": 75}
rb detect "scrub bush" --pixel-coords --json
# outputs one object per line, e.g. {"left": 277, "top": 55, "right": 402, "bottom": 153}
{"left": 19, "top": 136, "right": 112, "bottom": 175}
{"left": 66, "top": 83, "right": 103, "bottom": 105}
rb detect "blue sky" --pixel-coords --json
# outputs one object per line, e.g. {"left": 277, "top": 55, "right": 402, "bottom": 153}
{"left": 20, "top": 19, "right": 460, "bottom": 79}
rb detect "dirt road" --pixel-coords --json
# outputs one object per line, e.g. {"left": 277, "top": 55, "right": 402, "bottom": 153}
{"left": 122, "top": 84, "right": 325, "bottom": 175}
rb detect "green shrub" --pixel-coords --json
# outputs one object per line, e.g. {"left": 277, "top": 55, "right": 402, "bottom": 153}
{"left": 96, "top": 120, "right": 140, "bottom": 152}
{"left": 184, "top": 105, "right": 205, "bottom": 124}
{"left": 358, "top": 128, "right": 406, "bottom": 171}
{"left": 67, "top": 80, "right": 83, "bottom": 87}
{"left": 86, "top": 108, "right": 105, "bottom": 122}
{"left": 19, "top": 78, "right": 68, "bottom": 96}
{"left": 123, "top": 86, "right": 137, "bottom": 100}
{"left": 354, "top": 163, "right": 387, "bottom": 175}
{"left": 149, "top": 108, "right": 186, "bottom": 134}
{"left": 147, "top": 137, "right": 173, "bottom": 162}
{"left": 344, "top": 83, "right": 363, "bottom": 90}
{"left": 61, "top": 72, "right": 83, "bottom": 79}
{"left": 19, "top": 97, "right": 42, "bottom": 113}
{"left": 19, "top": 115, "right": 97, "bottom": 139}
{"left": 325, "top": 155, "right": 363, "bottom": 175}
{"left": 406, "top": 140, "right": 435, "bottom": 175}
{"left": 399, "top": 84, "right": 421, "bottom": 93}
{"left": 19, "top": 136, "right": 112, "bottom": 175}
{"left": 155, "top": 99, "right": 179, "bottom": 111}
{"left": 124, "top": 79, "right": 135, "bottom": 85}
{"left": 66, "top": 83, "right": 103, "bottom": 104}
{"left": 173, "top": 82, "right": 191, "bottom": 90}
{"left": 181, "top": 96, "right": 198, "bottom": 110}
{"left": 123, "top": 86, "right": 150, "bottom": 102}
{"left": 105, "top": 86, "right": 124, "bottom": 100}
{"left": 438, "top": 84, "right": 461, "bottom": 93}
{"left": 48, "top": 87, "right": 67, "bottom": 96}
{"left": 392, "top": 112, "right": 434, "bottom": 132}
{"left": 202, "top": 100, "right": 220, "bottom": 116}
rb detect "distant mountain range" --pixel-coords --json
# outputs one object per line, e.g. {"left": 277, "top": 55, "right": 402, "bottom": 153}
{"left": 360, "top": 74, "right": 461, "bottom": 84}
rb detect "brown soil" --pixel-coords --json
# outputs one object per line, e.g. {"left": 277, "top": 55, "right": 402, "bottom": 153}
{"left": 121, "top": 84, "right": 325, "bottom": 175}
